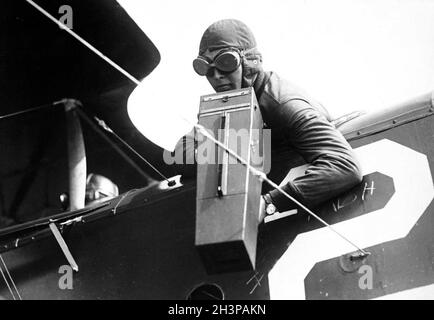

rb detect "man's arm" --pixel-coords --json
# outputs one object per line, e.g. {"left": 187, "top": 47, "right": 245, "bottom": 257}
{"left": 267, "top": 99, "right": 363, "bottom": 211}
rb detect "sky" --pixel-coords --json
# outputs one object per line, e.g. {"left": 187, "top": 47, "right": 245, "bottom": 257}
{"left": 119, "top": 0, "right": 434, "bottom": 150}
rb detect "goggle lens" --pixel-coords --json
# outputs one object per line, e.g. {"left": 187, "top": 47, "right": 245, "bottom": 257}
{"left": 193, "top": 51, "right": 240, "bottom": 76}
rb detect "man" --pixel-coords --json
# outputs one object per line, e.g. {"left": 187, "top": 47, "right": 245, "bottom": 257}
{"left": 59, "top": 173, "right": 119, "bottom": 210}
{"left": 178, "top": 19, "right": 362, "bottom": 221}
{"left": 84, "top": 173, "right": 119, "bottom": 206}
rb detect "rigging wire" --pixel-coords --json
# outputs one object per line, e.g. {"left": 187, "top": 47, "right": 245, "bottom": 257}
{"left": 0, "top": 257, "right": 15, "bottom": 300}
{"left": 25, "top": 0, "right": 140, "bottom": 86}
{"left": 0, "top": 100, "right": 64, "bottom": 121}
{"left": 91, "top": 115, "right": 175, "bottom": 186}
{"left": 75, "top": 107, "right": 169, "bottom": 184}
{"left": 0, "top": 254, "right": 22, "bottom": 300}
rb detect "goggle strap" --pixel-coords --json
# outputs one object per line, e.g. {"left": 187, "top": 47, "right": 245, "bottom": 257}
{"left": 197, "top": 46, "right": 257, "bottom": 61}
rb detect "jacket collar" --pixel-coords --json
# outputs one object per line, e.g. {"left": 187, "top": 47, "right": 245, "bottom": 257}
{"left": 252, "top": 70, "right": 270, "bottom": 102}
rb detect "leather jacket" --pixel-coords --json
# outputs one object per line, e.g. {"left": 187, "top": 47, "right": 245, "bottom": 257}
{"left": 254, "top": 70, "right": 362, "bottom": 211}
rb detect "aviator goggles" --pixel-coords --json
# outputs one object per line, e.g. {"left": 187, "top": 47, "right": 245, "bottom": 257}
{"left": 193, "top": 49, "right": 242, "bottom": 76}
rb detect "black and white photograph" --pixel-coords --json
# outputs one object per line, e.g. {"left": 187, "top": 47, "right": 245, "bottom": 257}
{"left": 0, "top": 0, "right": 433, "bottom": 304}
